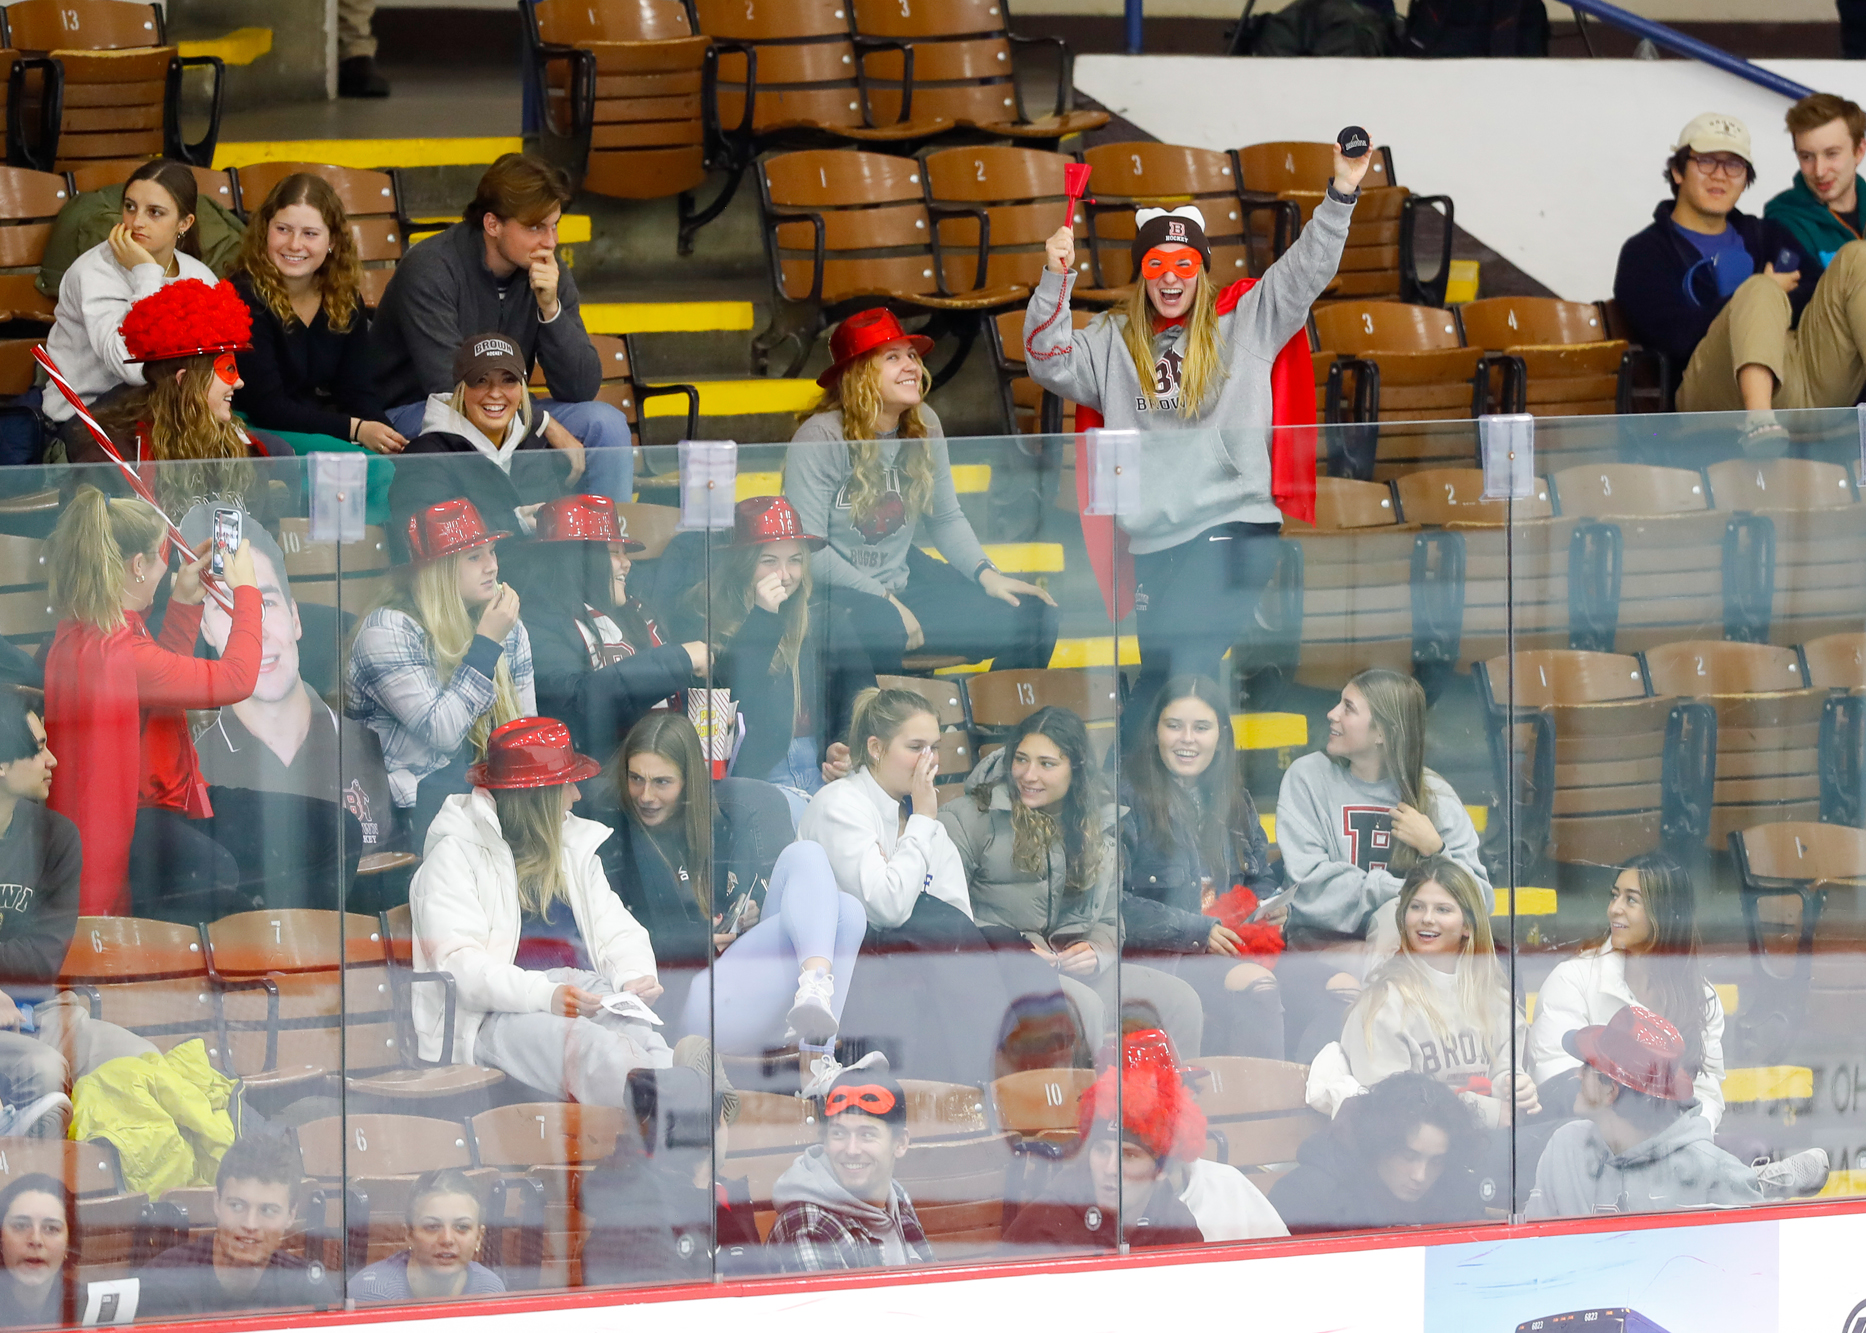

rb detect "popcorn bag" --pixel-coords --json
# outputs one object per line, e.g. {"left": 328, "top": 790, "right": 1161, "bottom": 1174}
{"left": 688, "top": 689, "right": 739, "bottom": 779}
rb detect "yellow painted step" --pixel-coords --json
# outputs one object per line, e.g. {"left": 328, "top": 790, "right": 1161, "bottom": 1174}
{"left": 642, "top": 379, "right": 820, "bottom": 419}
{"left": 1490, "top": 887, "right": 1557, "bottom": 917}
{"left": 922, "top": 543, "right": 1063, "bottom": 574}
{"left": 411, "top": 215, "right": 593, "bottom": 245}
{"left": 584, "top": 302, "right": 755, "bottom": 335}
{"left": 1818, "top": 1169, "right": 1866, "bottom": 1199}
{"left": 213, "top": 137, "right": 524, "bottom": 171}
{"left": 739, "top": 465, "right": 989, "bottom": 498}
{"left": 1235, "top": 713, "right": 1305, "bottom": 750}
{"left": 1723, "top": 1066, "right": 1812, "bottom": 1103}
{"left": 178, "top": 27, "right": 272, "bottom": 65}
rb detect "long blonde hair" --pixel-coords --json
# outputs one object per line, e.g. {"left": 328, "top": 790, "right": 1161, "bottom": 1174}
{"left": 493, "top": 784, "right": 569, "bottom": 916}
{"left": 800, "top": 346, "right": 935, "bottom": 526}
{"left": 141, "top": 354, "right": 255, "bottom": 514}
{"left": 381, "top": 553, "right": 524, "bottom": 758}
{"left": 847, "top": 686, "right": 937, "bottom": 773}
{"left": 1358, "top": 858, "right": 1509, "bottom": 1053}
{"left": 685, "top": 539, "right": 812, "bottom": 716}
{"left": 1117, "top": 269, "right": 1227, "bottom": 418}
{"left": 233, "top": 172, "right": 364, "bottom": 334}
{"left": 46, "top": 487, "right": 165, "bottom": 633}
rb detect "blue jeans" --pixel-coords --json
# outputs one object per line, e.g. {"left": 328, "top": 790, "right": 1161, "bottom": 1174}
{"left": 763, "top": 735, "right": 823, "bottom": 828}
{"left": 386, "top": 397, "right": 634, "bottom": 502}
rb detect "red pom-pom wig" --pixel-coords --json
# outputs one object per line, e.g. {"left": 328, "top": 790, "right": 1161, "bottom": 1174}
{"left": 1078, "top": 1028, "right": 1207, "bottom": 1164}
{"left": 121, "top": 279, "right": 253, "bottom": 363}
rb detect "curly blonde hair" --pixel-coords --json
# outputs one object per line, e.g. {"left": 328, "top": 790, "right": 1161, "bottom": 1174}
{"left": 233, "top": 173, "right": 364, "bottom": 334}
{"left": 801, "top": 343, "right": 934, "bottom": 526}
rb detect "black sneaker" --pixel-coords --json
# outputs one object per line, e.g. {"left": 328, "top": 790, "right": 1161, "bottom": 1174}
{"left": 339, "top": 56, "right": 391, "bottom": 99}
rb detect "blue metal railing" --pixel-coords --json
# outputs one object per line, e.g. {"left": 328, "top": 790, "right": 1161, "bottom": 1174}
{"left": 1127, "top": 0, "right": 1143, "bottom": 54}
{"left": 1563, "top": 0, "right": 1814, "bottom": 100}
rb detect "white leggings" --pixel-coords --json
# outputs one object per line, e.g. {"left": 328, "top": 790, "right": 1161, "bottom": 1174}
{"left": 681, "top": 841, "right": 867, "bottom": 1053}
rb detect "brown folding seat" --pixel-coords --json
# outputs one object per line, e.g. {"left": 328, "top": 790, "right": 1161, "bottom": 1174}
{"left": 987, "top": 1066, "right": 1095, "bottom": 1149}
{"left": 275, "top": 518, "right": 389, "bottom": 611}
{"left": 726, "top": 1089, "right": 821, "bottom": 1214}
{"left": 529, "top": 331, "right": 699, "bottom": 443}
{"left": 1310, "top": 301, "right": 1501, "bottom": 478}
{"left": 7, "top": 0, "right": 222, "bottom": 172}
{"left": 1079, "top": 141, "right": 1288, "bottom": 294}
{"left": 1457, "top": 296, "right": 1632, "bottom": 430}
{"left": 754, "top": 148, "right": 1025, "bottom": 377}
{"left": 1551, "top": 462, "right": 1770, "bottom": 653}
{"left": 848, "top": 0, "right": 1106, "bottom": 141}
{"left": 922, "top": 145, "right": 1122, "bottom": 303}
{"left": 894, "top": 1134, "right": 1013, "bottom": 1259}
{"left": 1644, "top": 640, "right": 1825, "bottom": 847}
{"left": 1473, "top": 649, "right": 1705, "bottom": 867}
{"left": 1189, "top": 1057, "right": 1324, "bottom": 1182}
{"left": 65, "top": 158, "right": 234, "bottom": 211}
{"left": 0, "top": 530, "right": 52, "bottom": 649}
{"left": 1233, "top": 140, "right": 1449, "bottom": 304}
{"left": 966, "top": 666, "right": 1120, "bottom": 765}
{"left": 613, "top": 500, "right": 681, "bottom": 558}
{"left": 1276, "top": 475, "right": 1430, "bottom": 687}
{"left": 691, "top": 0, "right": 950, "bottom": 142}
{"left": 234, "top": 162, "right": 406, "bottom": 308}
{"left": 988, "top": 306, "right": 1092, "bottom": 435}
{"left": 0, "top": 1138, "right": 149, "bottom": 1282}
{"left": 470, "top": 1102, "right": 627, "bottom": 1287}
{"left": 57, "top": 916, "right": 223, "bottom": 1059}
{"left": 1392, "top": 467, "right": 1571, "bottom": 669}
{"left": 1802, "top": 632, "right": 1866, "bottom": 689}
{"left": 1729, "top": 821, "right": 1866, "bottom": 1027}
{"left": 0, "top": 166, "right": 67, "bottom": 327}
{"left": 1705, "top": 457, "right": 1865, "bottom": 647}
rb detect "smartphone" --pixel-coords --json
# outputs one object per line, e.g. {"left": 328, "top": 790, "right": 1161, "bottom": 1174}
{"left": 210, "top": 507, "right": 242, "bottom": 578}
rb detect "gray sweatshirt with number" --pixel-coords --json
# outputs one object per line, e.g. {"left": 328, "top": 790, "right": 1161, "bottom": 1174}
{"left": 785, "top": 406, "right": 992, "bottom": 598}
{"left": 1022, "top": 188, "right": 1355, "bottom": 555}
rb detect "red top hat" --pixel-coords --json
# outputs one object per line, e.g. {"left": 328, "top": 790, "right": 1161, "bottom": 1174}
{"left": 122, "top": 279, "right": 253, "bottom": 363}
{"left": 406, "top": 498, "right": 504, "bottom": 564}
{"left": 1078, "top": 1029, "right": 1207, "bottom": 1164}
{"left": 534, "top": 493, "right": 644, "bottom": 551}
{"left": 816, "top": 308, "right": 934, "bottom": 389}
{"left": 1562, "top": 1004, "right": 1695, "bottom": 1101}
{"left": 732, "top": 496, "right": 825, "bottom": 550}
{"left": 466, "top": 716, "right": 604, "bottom": 790}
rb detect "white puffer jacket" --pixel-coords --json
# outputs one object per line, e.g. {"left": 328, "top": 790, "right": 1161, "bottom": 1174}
{"left": 409, "top": 788, "right": 656, "bottom": 1063}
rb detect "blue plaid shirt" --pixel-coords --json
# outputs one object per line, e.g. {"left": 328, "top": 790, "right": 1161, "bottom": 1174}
{"left": 345, "top": 607, "right": 535, "bottom": 807}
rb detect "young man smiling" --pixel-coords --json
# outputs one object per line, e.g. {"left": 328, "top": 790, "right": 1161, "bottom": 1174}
{"left": 1766, "top": 93, "right": 1866, "bottom": 273}
{"left": 767, "top": 1057, "right": 932, "bottom": 1271}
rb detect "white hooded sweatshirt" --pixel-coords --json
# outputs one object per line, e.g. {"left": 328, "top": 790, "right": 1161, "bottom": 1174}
{"left": 409, "top": 787, "right": 655, "bottom": 1063}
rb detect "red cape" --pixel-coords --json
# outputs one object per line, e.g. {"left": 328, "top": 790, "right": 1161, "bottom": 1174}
{"left": 1074, "top": 276, "right": 1316, "bottom": 620}
{"left": 44, "top": 620, "right": 144, "bottom": 917}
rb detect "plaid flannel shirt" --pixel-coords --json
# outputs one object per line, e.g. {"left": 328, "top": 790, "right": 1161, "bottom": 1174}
{"left": 345, "top": 607, "right": 535, "bottom": 807}
{"left": 767, "top": 1184, "right": 933, "bottom": 1272}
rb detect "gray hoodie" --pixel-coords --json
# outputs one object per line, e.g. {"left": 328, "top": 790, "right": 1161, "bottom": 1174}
{"left": 785, "top": 405, "right": 992, "bottom": 598}
{"left": 938, "top": 749, "right": 1120, "bottom": 971}
{"left": 1524, "top": 1109, "right": 1764, "bottom": 1219}
{"left": 1022, "top": 190, "right": 1355, "bottom": 554}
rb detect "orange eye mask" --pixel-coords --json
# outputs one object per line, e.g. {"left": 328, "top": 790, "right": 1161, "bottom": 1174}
{"left": 213, "top": 353, "right": 240, "bottom": 387}
{"left": 1140, "top": 248, "right": 1202, "bottom": 283}
{"left": 825, "top": 1084, "right": 898, "bottom": 1118}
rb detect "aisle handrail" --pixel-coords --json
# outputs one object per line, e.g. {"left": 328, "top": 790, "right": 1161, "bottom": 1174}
{"left": 1561, "top": 0, "right": 1814, "bottom": 101}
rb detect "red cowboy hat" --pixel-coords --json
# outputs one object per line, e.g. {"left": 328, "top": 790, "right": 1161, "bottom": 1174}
{"left": 466, "top": 716, "right": 603, "bottom": 790}
{"left": 406, "top": 498, "right": 504, "bottom": 565}
{"left": 732, "top": 496, "right": 824, "bottom": 550}
{"left": 1563, "top": 1004, "right": 1695, "bottom": 1102}
{"left": 534, "top": 493, "right": 644, "bottom": 551}
{"left": 816, "top": 308, "right": 933, "bottom": 388}
{"left": 122, "top": 279, "right": 253, "bottom": 363}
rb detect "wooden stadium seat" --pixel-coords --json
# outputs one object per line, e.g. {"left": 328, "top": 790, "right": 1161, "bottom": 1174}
{"left": 295, "top": 1112, "right": 496, "bottom": 1270}
{"left": 966, "top": 666, "right": 1118, "bottom": 733}
{"left": 988, "top": 306, "right": 1092, "bottom": 435}
{"left": 612, "top": 501, "right": 680, "bottom": 558}
{"left": 1188, "top": 1057, "right": 1324, "bottom": 1175}
{"left": 753, "top": 148, "right": 1025, "bottom": 378}
{"left": 530, "top": 332, "right": 699, "bottom": 441}
{"left": 1643, "top": 641, "right": 1826, "bottom": 848}
{"left": 727, "top": 1089, "right": 819, "bottom": 1210}
{"left": 1551, "top": 462, "right": 1766, "bottom": 653}
{"left": 894, "top": 1133, "right": 1013, "bottom": 1259}
{"left": 849, "top": 0, "right": 1106, "bottom": 141}
{"left": 1391, "top": 467, "right": 1570, "bottom": 670}
{"left": 875, "top": 673, "right": 968, "bottom": 729}
{"left": 376, "top": 905, "right": 509, "bottom": 1105}
{"left": 469, "top": 1102, "right": 627, "bottom": 1286}
{"left": 987, "top": 1066, "right": 1095, "bottom": 1140}
{"left": 691, "top": 0, "right": 950, "bottom": 142}
{"left": 65, "top": 157, "right": 234, "bottom": 210}
{"left": 57, "top": 916, "right": 223, "bottom": 1062}
{"left": 1474, "top": 651, "right": 1705, "bottom": 867}
{"left": 1706, "top": 457, "right": 1864, "bottom": 647}
{"left": 233, "top": 163, "right": 405, "bottom": 307}
{"left": 0, "top": 531, "right": 52, "bottom": 647}
{"left": 1276, "top": 476, "right": 1441, "bottom": 686}
{"left": 1458, "top": 295, "right": 1632, "bottom": 426}
{"left": 0, "top": 166, "right": 67, "bottom": 329}
{"left": 275, "top": 519, "right": 389, "bottom": 611}
{"left": 899, "top": 1079, "right": 990, "bottom": 1142}
{"left": 7, "top": 0, "right": 223, "bottom": 172}
{"left": 922, "top": 144, "right": 1120, "bottom": 303}
{"left": 0, "top": 1138, "right": 147, "bottom": 1281}
{"left": 1729, "top": 822, "right": 1866, "bottom": 1001}
{"left": 1081, "top": 141, "right": 1282, "bottom": 292}
{"left": 1802, "top": 632, "right": 1866, "bottom": 690}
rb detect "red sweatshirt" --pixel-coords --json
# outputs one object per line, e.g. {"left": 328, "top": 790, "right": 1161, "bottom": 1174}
{"left": 45, "top": 585, "right": 262, "bottom": 915}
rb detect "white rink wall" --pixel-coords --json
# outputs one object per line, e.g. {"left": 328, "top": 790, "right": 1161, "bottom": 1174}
{"left": 1074, "top": 56, "right": 1866, "bottom": 302}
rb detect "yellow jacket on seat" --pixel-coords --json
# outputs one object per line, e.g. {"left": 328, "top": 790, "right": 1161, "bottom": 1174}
{"left": 70, "top": 1039, "right": 237, "bottom": 1196}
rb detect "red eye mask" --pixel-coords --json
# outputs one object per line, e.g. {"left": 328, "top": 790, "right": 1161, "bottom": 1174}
{"left": 1140, "top": 248, "right": 1202, "bottom": 282}
{"left": 213, "top": 353, "right": 240, "bottom": 387}
{"left": 825, "top": 1084, "right": 897, "bottom": 1118}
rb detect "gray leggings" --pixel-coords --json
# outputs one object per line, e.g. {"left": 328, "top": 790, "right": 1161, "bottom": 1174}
{"left": 474, "top": 969, "right": 673, "bottom": 1106}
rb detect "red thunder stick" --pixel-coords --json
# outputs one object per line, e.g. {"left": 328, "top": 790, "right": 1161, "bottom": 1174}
{"left": 33, "top": 345, "right": 235, "bottom": 612}
{"left": 1063, "top": 162, "right": 1092, "bottom": 227}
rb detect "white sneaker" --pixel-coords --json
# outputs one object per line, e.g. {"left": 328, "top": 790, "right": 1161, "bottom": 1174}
{"left": 799, "top": 1045, "right": 842, "bottom": 1098}
{"left": 1756, "top": 1147, "right": 1829, "bottom": 1197}
{"left": 785, "top": 968, "right": 838, "bottom": 1047}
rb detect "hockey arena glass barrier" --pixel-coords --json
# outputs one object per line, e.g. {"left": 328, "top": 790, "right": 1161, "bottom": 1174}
{"left": 9, "top": 404, "right": 1864, "bottom": 1321}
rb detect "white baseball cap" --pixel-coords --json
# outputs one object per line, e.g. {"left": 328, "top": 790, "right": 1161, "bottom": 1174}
{"left": 1674, "top": 112, "right": 1752, "bottom": 161}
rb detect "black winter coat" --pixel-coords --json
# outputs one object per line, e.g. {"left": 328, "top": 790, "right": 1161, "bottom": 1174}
{"left": 1116, "top": 777, "right": 1279, "bottom": 955}
{"left": 385, "top": 423, "right": 572, "bottom": 558}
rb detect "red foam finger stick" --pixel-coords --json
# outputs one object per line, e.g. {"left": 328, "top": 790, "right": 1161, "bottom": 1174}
{"left": 34, "top": 345, "right": 235, "bottom": 612}
{"left": 1063, "top": 162, "right": 1092, "bottom": 227}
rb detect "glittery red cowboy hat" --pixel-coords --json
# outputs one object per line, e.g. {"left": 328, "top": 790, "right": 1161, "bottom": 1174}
{"left": 466, "top": 716, "right": 603, "bottom": 790}
{"left": 815, "top": 308, "right": 933, "bottom": 389}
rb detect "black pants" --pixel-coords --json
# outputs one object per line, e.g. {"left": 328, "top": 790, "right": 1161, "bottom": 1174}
{"left": 129, "top": 788, "right": 359, "bottom": 924}
{"left": 830, "top": 546, "right": 1059, "bottom": 676}
{"left": 1123, "top": 521, "right": 1284, "bottom": 750}
{"left": 1844, "top": 0, "right": 1866, "bottom": 57}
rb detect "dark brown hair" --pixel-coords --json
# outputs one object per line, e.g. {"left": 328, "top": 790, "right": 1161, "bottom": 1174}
{"left": 126, "top": 160, "right": 202, "bottom": 261}
{"left": 1786, "top": 92, "right": 1866, "bottom": 149}
{"left": 466, "top": 153, "right": 572, "bottom": 229}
